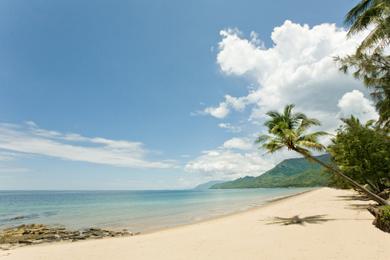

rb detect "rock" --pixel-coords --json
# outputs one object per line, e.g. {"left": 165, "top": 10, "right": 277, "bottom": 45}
{"left": 0, "top": 224, "right": 136, "bottom": 249}
{"left": 8, "top": 216, "right": 26, "bottom": 221}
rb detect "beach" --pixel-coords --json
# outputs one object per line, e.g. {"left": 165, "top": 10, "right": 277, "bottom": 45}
{"left": 1, "top": 187, "right": 389, "bottom": 260}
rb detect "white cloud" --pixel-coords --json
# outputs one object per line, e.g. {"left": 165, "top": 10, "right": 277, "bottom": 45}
{"left": 217, "top": 29, "right": 264, "bottom": 76}
{"left": 223, "top": 137, "right": 253, "bottom": 150}
{"left": 203, "top": 94, "right": 248, "bottom": 119}
{"left": 0, "top": 122, "right": 173, "bottom": 169}
{"left": 338, "top": 90, "right": 378, "bottom": 122}
{"left": 218, "top": 123, "right": 242, "bottom": 133}
{"left": 204, "top": 102, "right": 229, "bottom": 118}
{"left": 190, "top": 21, "right": 376, "bottom": 180}
{"left": 0, "top": 151, "right": 17, "bottom": 161}
{"left": 185, "top": 135, "right": 301, "bottom": 179}
{"left": 185, "top": 149, "right": 274, "bottom": 179}
{"left": 212, "top": 20, "right": 372, "bottom": 131}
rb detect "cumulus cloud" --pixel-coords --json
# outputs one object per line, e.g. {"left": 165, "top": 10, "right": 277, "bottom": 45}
{"left": 338, "top": 90, "right": 378, "bottom": 122}
{"left": 185, "top": 149, "right": 274, "bottom": 179}
{"left": 222, "top": 137, "right": 253, "bottom": 150}
{"left": 185, "top": 135, "right": 301, "bottom": 179}
{"left": 211, "top": 20, "right": 372, "bottom": 131}
{"left": 204, "top": 102, "right": 229, "bottom": 118}
{"left": 191, "top": 21, "right": 378, "bottom": 180}
{"left": 203, "top": 95, "right": 248, "bottom": 118}
{"left": 0, "top": 122, "right": 174, "bottom": 169}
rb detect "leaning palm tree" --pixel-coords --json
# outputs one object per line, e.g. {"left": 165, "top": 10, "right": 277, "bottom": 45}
{"left": 345, "top": 0, "right": 390, "bottom": 53}
{"left": 256, "top": 104, "right": 389, "bottom": 206}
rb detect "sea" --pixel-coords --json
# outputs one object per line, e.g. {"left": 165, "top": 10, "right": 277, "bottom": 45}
{"left": 0, "top": 188, "right": 313, "bottom": 233}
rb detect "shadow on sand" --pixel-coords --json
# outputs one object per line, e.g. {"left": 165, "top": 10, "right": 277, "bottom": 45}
{"left": 336, "top": 194, "right": 371, "bottom": 202}
{"left": 345, "top": 203, "right": 371, "bottom": 210}
{"left": 337, "top": 194, "right": 376, "bottom": 211}
{"left": 266, "top": 215, "right": 334, "bottom": 226}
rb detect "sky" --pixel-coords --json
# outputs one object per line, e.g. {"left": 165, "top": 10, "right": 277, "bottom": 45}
{"left": 0, "top": 0, "right": 377, "bottom": 190}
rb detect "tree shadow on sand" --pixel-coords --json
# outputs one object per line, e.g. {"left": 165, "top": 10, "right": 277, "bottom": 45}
{"left": 266, "top": 215, "right": 334, "bottom": 226}
{"left": 345, "top": 203, "right": 371, "bottom": 210}
{"left": 337, "top": 195, "right": 376, "bottom": 211}
{"left": 337, "top": 194, "right": 371, "bottom": 201}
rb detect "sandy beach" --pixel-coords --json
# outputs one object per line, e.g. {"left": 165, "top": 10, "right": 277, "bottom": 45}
{"left": 1, "top": 187, "right": 389, "bottom": 260}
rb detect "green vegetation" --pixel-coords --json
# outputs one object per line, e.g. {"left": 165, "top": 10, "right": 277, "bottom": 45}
{"left": 380, "top": 206, "right": 390, "bottom": 223}
{"left": 329, "top": 0, "right": 390, "bottom": 209}
{"left": 211, "top": 154, "right": 331, "bottom": 189}
{"left": 371, "top": 205, "right": 390, "bottom": 232}
{"left": 256, "top": 104, "right": 389, "bottom": 205}
{"left": 216, "top": 0, "right": 390, "bottom": 209}
{"left": 328, "top": 117, "right": 390, "bottom": 193}
{"left": 344, "top": 0, "right": 389, "bottom": 53}
{"left": 194, "top": 180, "right": 225, "bottom": 190}
{"left": 336, "top": 0, "right": 390, "bottom": 127}
{"left": 335, "top": 50, "right": 390, "bottom": 128}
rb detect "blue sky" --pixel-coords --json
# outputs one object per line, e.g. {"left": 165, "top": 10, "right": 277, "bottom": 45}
{"left": 0, "top": 0, "right": 373, "bottom": 189}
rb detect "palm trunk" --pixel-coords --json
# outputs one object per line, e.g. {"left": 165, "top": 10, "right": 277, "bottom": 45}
{"left": 294, "top": 150, "right": 389, "bottom": 206}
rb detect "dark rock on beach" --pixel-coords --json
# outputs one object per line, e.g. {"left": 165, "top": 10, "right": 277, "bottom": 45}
{"left": 0, "top": 224, "right": 137, "bottom": 250}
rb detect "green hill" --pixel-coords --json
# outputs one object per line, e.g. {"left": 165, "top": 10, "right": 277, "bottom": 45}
{"left": 193, "top": 180, "right": 225, "bottom": 190}
{"left": 211, "top": 154, "right": 331, "bottom": 189}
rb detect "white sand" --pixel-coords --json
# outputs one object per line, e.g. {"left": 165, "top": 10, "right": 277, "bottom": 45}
{"left": 1, "top": 188, "right": 389, "bottom": 260}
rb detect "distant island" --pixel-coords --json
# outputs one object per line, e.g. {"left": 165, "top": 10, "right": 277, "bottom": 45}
{"left": 211, "top": 154, "right": 331, "bottom": 189}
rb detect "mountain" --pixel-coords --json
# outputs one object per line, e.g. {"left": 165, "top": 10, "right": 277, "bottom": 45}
{"left": 211, "top": 154, "right": 331, "bottom": 189}
{"left": 193, "top": 180, "right": 225, "bottom": 190}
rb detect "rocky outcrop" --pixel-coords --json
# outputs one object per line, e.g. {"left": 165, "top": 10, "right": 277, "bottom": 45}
{"left": 0, "top": 224, "right": 138, "bottom": 250}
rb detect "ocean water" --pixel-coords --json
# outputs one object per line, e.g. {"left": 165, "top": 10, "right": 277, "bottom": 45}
{"left": 0, "top": 188, "right": 313, "bottom": 233}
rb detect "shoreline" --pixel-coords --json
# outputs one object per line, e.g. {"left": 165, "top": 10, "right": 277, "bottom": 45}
{"left": 0, "top": 188, "right": 317, "bottom": 249}
{"left": 139, "top": 187, "right": 318, "bottom": 235}
{"left": 2, "top": 187, "right": 390, "bottom": 260}
{"left": 0, "top": 187, "right": 315, "bottom": 235}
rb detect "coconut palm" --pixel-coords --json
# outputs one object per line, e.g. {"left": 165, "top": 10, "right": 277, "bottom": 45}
{"left": 335, "top": 52, "right": 390, "bottom": 128}
{"left": 256, "top": 104, "right": 389, "bottom": 206}
{"left": 345, "top": 0, "right": 390, "bottom": 53}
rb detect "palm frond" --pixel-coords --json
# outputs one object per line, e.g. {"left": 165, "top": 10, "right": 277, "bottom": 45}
{"left": 348, "top": 2, "right": 385, "bottom": 35}
{"left": 258, "top": 104, "right": 326, "bottom": 155}
{"left": 283, "top": 104, "right": 295, "bottom": 118}
{"left": 266, "top": 110, "right": 282, "bottom": 119}
{"left": 255, "top": 134, "right": 270, "bottom": 144}
{"left": 297, "top": 141, "right": 326, "bottom": 152}
{"left": 357, "top": 17, "right": 390, "bottom": 52}
{"left": 345, "top": 0, "right": 374, "bottom": 27}
{"left": 262, "top": 140, "right": 285, "bottom": 154}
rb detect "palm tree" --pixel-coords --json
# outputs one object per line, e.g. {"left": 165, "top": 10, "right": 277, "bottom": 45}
{"left": 337, "top": 0, "right": 390, "bottom": 128}
{"left": 345, "top": 0, "right": 390, "bottom": 53}
{"left": 256, "top": 104, "right": 389, "bottom": 206}
{"left": 335, "top": 51, "right": 390, "bottom": 128}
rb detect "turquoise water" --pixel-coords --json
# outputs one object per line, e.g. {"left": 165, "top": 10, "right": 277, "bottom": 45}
{"left": 0, "top": 188, "right": 312, "bottom": 233}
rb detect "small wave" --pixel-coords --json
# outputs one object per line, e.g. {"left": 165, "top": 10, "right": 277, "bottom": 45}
{"left": 2, "top": 213, "right": 40, "bottom": 222}
{"left": 42, "top": 211, "right": 58, "bottom": 217}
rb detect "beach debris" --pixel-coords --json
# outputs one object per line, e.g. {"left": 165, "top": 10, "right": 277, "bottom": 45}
{"left": 0, "top": 224, "right": 138, "bottom": 249}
